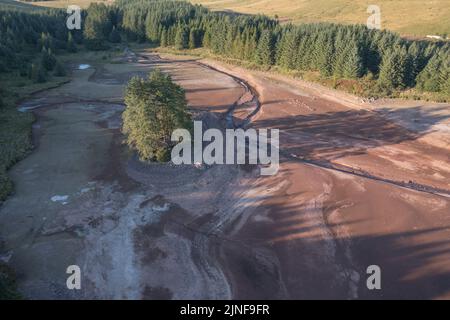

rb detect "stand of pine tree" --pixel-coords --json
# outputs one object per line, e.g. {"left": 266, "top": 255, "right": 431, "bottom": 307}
{"left": 1, "top": 0, "right": 449, "bottom": 100}
{"left": 122, "top": 70, "right": 192, "bottom": 162}
{"left": 1, "top": 0, "right": 448, "bottom": 203}
{"left": 110, "top": 0, "right": 450, "bottom": 99}
{"left": 0, "top": 0, "right": 448, "bottom": 300}
{"left": 0, "top": 8, "right": 81, "bottom": 82}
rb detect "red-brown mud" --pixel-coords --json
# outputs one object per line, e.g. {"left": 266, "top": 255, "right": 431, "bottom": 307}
{"left": 1, "top": 50, "right": 449, "bottom": 299}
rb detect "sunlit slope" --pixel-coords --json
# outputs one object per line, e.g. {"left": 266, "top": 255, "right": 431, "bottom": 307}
{"left": 0, "top": 0, "right": 45, "bottom": 10}
{"left": 191, "top": 0, "right": 450, "bottom": 37}
{"left": 20, "top": 0, "right": 111, "bottom": 9}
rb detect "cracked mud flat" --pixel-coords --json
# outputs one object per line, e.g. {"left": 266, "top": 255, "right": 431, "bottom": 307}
{"left": 0, "top": 50, "right": 449, "bottom": 299}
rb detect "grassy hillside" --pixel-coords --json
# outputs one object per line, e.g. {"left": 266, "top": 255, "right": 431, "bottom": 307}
{"left": 19, "top": 0, "right": 450, "bottom": 37}
{"left": 0, "top": 0, "right": 44, "bottom": 10}
{"left": 23, "top": 0, "right": 111, "bottom": 9}
{"left": 191, "top": 0, "right": 450, "bottom": 37}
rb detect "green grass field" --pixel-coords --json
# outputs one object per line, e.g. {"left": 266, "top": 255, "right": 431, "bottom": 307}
{"left": 191, "top": 0, "right": 450, "bottom": 37}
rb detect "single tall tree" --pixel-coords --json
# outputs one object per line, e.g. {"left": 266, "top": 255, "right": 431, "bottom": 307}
{"left": 255, "top": 30, "right": 275, "bottom": 66}
{"left": 378, "top": 46, "right": 408, "bottom": 89}
{"left": 122, "top": 70, "right": 192, "bottom": 162}
{"left": 175, "top": 26, "right": 189, "bottom": 50}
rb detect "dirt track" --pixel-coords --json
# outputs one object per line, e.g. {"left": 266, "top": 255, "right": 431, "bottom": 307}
{"left": 0, "top": 50, "right": 449, "bottom": 299}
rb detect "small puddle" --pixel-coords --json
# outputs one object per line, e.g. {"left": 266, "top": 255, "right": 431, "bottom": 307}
{"left": 50, "top": 195, "right": 69, "bottom": 205}
{"left": 18, "top": 100, "right": 45, "bottom": 113}
{"left": 78, "top": 64, "right": 91, "bottom": 70}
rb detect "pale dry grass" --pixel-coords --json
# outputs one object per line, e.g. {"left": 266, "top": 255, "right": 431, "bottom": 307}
{"left": 191, "top": 0, "right": 450, "bottom": 36}
{"left": 23, "top": 0, "right": 112, "bottom": 9}
{"left": 20, "top": 0, "right": 450, "bottom": 36}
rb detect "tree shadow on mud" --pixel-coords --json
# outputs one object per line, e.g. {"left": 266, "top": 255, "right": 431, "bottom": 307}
{"left": 253, "top": 105, "right": 450, "bottom": 162}
{"left": 225, "top": 192, "right": 450, "bottom": 299}
{"left": 186, "top": 87, "right": 238, "bottom": 94}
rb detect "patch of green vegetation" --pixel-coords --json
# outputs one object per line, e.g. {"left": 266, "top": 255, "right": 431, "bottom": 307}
{"left": 0, "top": 72, "right": 70, "bottom": 203}
{"left": 155, "top": 46, "right": 450, "bottom": 103}
{"left": 0, "top": 0, "right": 44, "bottom": 11}
{"left": 0, "top": 105, "right": 34, "bottom": 202}
{"left": 0, "top": 263, "right": 22, "bottom": 299}
{"left": 116, "top": 0, "right": 450, "bottom": 102}
{"left": 122, "top": 69, "right": 192, "bottom": 162}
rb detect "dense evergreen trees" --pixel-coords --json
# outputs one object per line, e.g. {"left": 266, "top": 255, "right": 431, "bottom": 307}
{"left": 416, "top": 46, "right": 450, "bottom": 93}
{"left": 255, "top": 30, "right": 275, "bottom": 67}
{"left": 0, "top": 11, "right": 53, "bottom": 65}
{"left": 0, "top": 0, "right": 448, "bottom": 98}
{"left": 109, "top": 0, "right": 449, "bottom": 98}
{"left": 378, "top": 45, "right": 408, "bottom": 90}
{"left": 189, "top": 28, "right": 201, "bottom": 49}
{"left": 0, "top": 7, "right": 76, "bottom": 84}
{"left": 109, "top": 26, "right": 121, "bottom": 43}
{"left": 175, "top": 25, "right": 189, "bottom": 49}
{"left": 122, "top": 70, "right": 192, "bottom": 162}
{"left": 54, "top": 60, "right": 67, "bottom": 77}
{"left": 83, "top": 3, "right": 115, "bottom": 50}
{"left": 41, "top": 47, "right": 56, "bottom": 71}
{"left": 67, "top": 32, "right": 77, "bottom": 53}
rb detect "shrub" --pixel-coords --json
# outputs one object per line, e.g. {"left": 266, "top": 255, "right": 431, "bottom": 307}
{"left": 41, "top": 47, "right": 56, "bottom": 71}
{"left": 29, "top": 63, "right": 47, "bottom": 83}
{"left": 53, "top": 61, "right": 67, "bottom": 77}
{"left": 0, "top": 263, "right": 22, "bottom": 300}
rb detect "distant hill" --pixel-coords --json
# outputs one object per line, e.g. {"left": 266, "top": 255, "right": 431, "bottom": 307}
{"left": 21, "top": 0, "right": 111, "bottom": 9}
{"left": 190, "top": 0, "right": 450, "bottom": 37}
{"left": 13, "top": 0, "right": 450, "bottom": 37}
{"left": 0, "top": 0, "right": 44, "bottom": 10}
